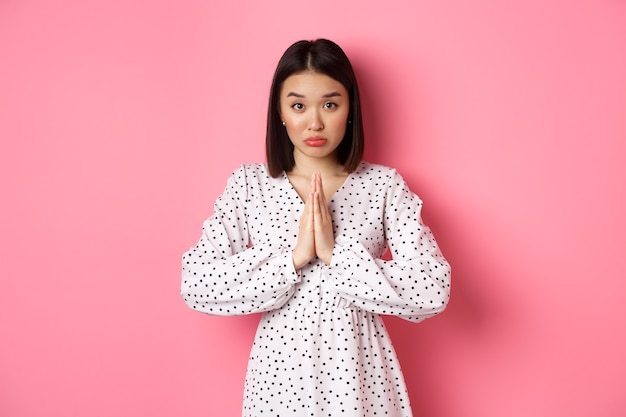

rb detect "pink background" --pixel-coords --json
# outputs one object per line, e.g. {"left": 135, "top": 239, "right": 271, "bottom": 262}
{"left": 1, "top": 0, "right": 625, "bottom": 416}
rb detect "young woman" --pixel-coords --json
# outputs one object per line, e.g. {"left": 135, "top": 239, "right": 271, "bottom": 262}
{"left": 181, "top": 39, "right": 451, "bottom": 417}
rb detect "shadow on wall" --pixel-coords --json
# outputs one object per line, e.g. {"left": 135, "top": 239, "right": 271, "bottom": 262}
{"left": 384, "top": 231, "right": 510, "bottom": 415}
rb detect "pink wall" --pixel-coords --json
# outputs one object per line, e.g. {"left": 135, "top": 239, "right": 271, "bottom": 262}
{"left": 1, "top": 0, "right": 625, "bottom": 416}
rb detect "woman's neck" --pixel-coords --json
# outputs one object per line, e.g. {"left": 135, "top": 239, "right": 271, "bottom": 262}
{"left": 290, "top": 151, "right": 346, "bottom": 179}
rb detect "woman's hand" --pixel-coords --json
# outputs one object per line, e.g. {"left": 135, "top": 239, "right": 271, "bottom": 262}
{"left": 312, "top": 173, "right": 335, "bottom": 265}
{"left": 292, "top": 176, "right": 317, "bottom": 270}
{"left": 292, "top": 173, "right": 335, "bottom": 269}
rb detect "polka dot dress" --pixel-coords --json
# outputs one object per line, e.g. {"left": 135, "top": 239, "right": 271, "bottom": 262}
{"left": 181, "top": 161, "right": 451, "bottom": 417}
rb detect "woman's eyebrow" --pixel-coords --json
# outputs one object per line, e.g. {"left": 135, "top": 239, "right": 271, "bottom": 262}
{"left": 285, "top": 91, "right": 343, "bottom": 98}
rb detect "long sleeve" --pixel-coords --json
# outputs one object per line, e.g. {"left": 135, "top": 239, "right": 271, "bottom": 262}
{"left": 327, "top": 169, "right": 451, "bottom": 322}
{"left": 180, "top": 165, "right": 300, "bottom": 316}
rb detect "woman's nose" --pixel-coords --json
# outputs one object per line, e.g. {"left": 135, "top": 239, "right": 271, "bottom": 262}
{"left": 309, "top": 111, "right": 324, "bottom": 131}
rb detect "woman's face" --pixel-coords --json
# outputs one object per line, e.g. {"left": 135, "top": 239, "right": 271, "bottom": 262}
{"left": 279, "top": 71, "right": 350, "bottom": 165}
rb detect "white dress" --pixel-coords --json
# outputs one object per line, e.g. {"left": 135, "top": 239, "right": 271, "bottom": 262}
{"left": 181, "top": 161, "right": 451, "bottom": 417}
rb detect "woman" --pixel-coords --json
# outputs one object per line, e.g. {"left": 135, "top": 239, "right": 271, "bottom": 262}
{"left": 181, "top": 39, "right": 451, "bottom": 417}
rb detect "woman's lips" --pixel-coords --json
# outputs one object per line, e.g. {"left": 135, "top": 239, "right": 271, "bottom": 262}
{"left": 304, "top": 137, "right": 327, "bottom": 147}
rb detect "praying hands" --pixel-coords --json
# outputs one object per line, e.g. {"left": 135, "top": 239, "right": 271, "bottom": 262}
{"left": 292, "top": 172, "right": 335, "bottom": 269}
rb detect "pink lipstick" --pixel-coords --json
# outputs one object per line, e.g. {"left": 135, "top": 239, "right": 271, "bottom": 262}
{"left": 304, "top": 137, "right": 327, "bottom": 147}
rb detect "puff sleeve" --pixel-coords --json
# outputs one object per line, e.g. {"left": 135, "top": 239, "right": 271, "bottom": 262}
{"left": 180, "top": 166, "right": 300, "bottom": 315}
{"left": 328, "top": 169, "right": 451, "bottom": 322}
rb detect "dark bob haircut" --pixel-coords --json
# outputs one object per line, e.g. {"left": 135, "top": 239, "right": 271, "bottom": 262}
{"left": 265, "top": 39, "right": 364, "bottom": 178}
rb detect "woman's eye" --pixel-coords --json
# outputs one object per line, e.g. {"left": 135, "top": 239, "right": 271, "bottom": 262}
{"left": 324, "top": 102, "right": 337, "bottom": 109}
{"left": 292, "top": 103, "right": 304, "bottom": 110}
